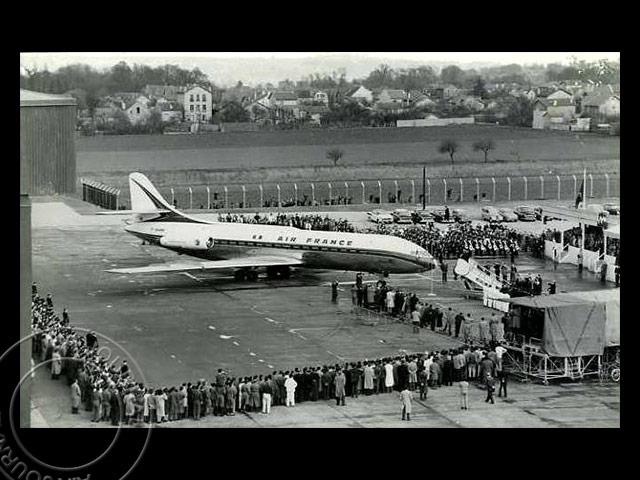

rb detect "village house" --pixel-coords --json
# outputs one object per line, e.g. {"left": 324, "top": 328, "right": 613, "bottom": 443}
{"left": 271, "top": 91, "right": 298, "bottom": 108}
{"left": 157, "top": 101, "right": 183, "bottom": 123}
{"left": 143, "top": 84, "right": 185, "bottom": 103}
{"left": 581, "top": 84, "right": 620, "bottom": 124}
{"left": 313, "top": 91, "right": 329, "bottom": 106}
{"left": 125, "top": 100, "right": 152, "bottom": 125}
{"left": 183, "top": 85, "right": 214, "bottom": 123}
{"left": 532, "top": 96, "right": 576, "bottom": 130}
{"left": 407, "top": 90, "right": 435, "bottom": 109}
{"left": 377, "top": 89, "right": 407, "bottom": 105}
{"left": 345, "top": 85, "right": 374, "bottom": 103}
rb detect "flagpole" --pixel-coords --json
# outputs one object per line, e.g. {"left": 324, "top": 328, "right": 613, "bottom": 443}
{"left": 583, "top": 167, "right": 587, "bottom": 208}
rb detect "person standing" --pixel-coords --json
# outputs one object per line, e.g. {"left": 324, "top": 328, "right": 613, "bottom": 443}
{"left": 412, "top": 308, "right": 421, "bottom": 333}
{"left": 400, "top": 387, "right": 413, "bottom": 421}
{"left": 485, "top": 374, "right": 496, "bottom": 404}
{"left": 284, "top": 373, "right": 297, "bottom": 407}
{"left": 497, "top": 370, "right": 508, "bottom": 398}
{"left": 407, "top": 358, "right": 418, "bottom": 391}
{"left": 384, "top": 360, "right": 394, "bottom": 393}
{"left": 261, "top": 376, "right": 273, "bottom": 414}
{"left": 101, "top": 386, "right": 112, "bottom": 422}
{"left": 441, "top": 261, "right": 448, "bottom": 283}
{"left": 455, "top": 312, "right": 464, "bottom": 339}
{"left": 335, "top": 368, "right": 346, "bottom": 406}
{"left": 331, "top": 280, "right": 339, "bottom": 303}
{"left": 418, "top": 367, "right": 428, "bottom": 400}
{"left": 363, "top": 362, "right": 374, "bottom": 395}
{"left": 459, "top": 379, "right": 469, "bottom": 410}
{"left": 51, "top": 349, "right": 62, "bottom": 380}
{"left": 156, "top": 389, "right": 167, "bottom": 423}
{"left": 70, "top": 379, "right": 81, "bottom": 414}
{"left": 124, "top": 389, "right": 136, "bottom": 424}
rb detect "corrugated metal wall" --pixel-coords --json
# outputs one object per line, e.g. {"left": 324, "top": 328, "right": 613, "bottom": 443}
{"left": 20, "top": 104, "right": 77, "bottom": 195}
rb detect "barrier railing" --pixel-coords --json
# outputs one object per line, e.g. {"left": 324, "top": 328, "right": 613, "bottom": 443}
{"left": 138, "top": 173, "right": 618, "bottom": 210}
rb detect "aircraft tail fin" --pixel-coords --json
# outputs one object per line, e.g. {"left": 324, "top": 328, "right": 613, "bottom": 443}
{"left": 127, "top": 173, "right": 207, "bottom": 224}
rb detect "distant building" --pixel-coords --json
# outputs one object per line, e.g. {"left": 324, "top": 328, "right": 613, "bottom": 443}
{"left": 158, "top": 101, "right": 183, "bottom": 123}
{"left": 532, "top": 97, "right": 576, "bottom": 130}
{"left": 377, "top": 89, "right": 406, "bottom": 105}
{"left": 144, "top": 85, "right": 185, "bottom": 103}
{"left": 184, "top": 85, "right": 213, "bottom": 123}
{"left": 581, "top": 85, "right": 620, "bottom": 123}
{"left": 313, "top": 91, "right": 329, "bottom": 106}
{"left": 125, "top": 100, "right": 152, "bottom": 125}
{"left": 272, "top": 91, "right": 298, "bottom": 107}
{"left": 345, "top": 85, "right": 373, "bottom": 103}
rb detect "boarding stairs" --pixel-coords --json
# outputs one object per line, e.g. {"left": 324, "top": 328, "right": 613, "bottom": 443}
{"left": 453, "top": 258, "right": 509, "bottom": 291}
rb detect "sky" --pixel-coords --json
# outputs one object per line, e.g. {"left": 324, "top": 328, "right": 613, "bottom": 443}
{"left": 20, "top": 52, "right": 620, "bottom": 87}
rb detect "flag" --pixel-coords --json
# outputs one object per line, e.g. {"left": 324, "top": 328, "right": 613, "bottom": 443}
{"left": 575, "top": 181, "right": 584, "bottom": 209}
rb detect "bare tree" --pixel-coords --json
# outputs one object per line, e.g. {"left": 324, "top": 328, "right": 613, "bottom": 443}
{"left": 473, "top": 139, "right": 496, "bottom": 163}
{"left": 326, "top": 148, "right": 345, "bottom": 166}
{"left": 438, "top": 140, "right": 459, "bottom": 165}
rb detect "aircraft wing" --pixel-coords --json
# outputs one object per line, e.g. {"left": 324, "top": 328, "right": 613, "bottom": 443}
{"left": 106, "top": 256, "right": 304, "bottom": 274}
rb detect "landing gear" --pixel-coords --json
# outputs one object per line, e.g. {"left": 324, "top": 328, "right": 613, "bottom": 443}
{"left": 234, "top": 268, "right": 259, "bottom": 282}
{"left": 266, "top": 266, "right": 291, "bottom": 279}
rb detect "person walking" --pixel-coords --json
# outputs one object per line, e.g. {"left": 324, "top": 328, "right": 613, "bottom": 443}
{"left": 400, "top": 387, "right": 413, "bottom": 421}
{"left": 335, "top": 368, "right": 346, "bottom": 406}
{"left": 485, "top": 374, "right": 496, "bottom": 404}
{"left": 284, "top": 373, "right": 297, "bottom": 407}
{"left": 459, "top": 379, "right": 469, "bottom": 410}
{"left": 70, "top": 379, "right": 81, "bottom": 414}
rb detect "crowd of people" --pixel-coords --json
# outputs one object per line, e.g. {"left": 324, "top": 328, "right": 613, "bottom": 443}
{"left": 216, "top": 212, "right": 355, "bottom": 232}
{"left": 372, "top": 223, "right": 523, "bottom": 261}
{"left": 32, "top": 280, "right": 510, "bottom": 425}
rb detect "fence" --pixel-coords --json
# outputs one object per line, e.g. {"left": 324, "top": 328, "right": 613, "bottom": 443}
{"left": 115, "top": 172, "right": 619, "bottom": 211}
{"left": 81, "top": 178, "right": 120, "bottom": 210}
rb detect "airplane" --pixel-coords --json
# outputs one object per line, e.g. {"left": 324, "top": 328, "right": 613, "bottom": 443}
{"left": 105, "top": 173, "right": 438, "bottom": 281}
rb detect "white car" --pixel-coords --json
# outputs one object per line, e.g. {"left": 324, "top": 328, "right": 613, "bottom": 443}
{"left": 391, "top": 208, "right": 413, "bottom": 224}
{"left": 498, "top": 208, "right": 518, "bottom": 222}
{"left": 367, "top": 209, "right": 394, "bottom": 224}
{"left": 481, "top": 206, "right": 502, "bottom": 222}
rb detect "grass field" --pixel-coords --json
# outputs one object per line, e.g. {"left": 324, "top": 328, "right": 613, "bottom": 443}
{"left": 76, "top": 125, "right": 620, "bottom": 173}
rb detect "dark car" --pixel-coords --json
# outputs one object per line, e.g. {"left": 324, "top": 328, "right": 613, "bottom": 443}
{"left": 514, "top": 205, "right": 537, "bottom": 221}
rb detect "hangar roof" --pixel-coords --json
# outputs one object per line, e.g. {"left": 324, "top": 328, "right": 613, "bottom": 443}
{"left": 20, "top": 89, "right": 77, "bottom": 107}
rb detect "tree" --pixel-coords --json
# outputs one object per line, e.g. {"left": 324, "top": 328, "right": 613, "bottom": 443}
{"left": 440, "top": 65, "right": 466, "bottom": 86}
{"left": 326, "top": 148, "right": 344, "bottom": 166}
{"left": 438, "top": 140, "right": 459, "bottom": 165}
{"left": 473, "top": 139, "right": 495, "bottom": 163}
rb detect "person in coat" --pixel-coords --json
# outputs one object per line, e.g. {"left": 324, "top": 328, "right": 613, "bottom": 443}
{"left": 226, "top": 380, "right": 237, "bottom": 416}
{"left": 334, "top": 368, "right": 346, "bottom": 406}
{"left": 51, "top": 349, "right": 62, "bottom": 380}
{"left": 407, "top": 358, "right": 418, "bottom": 390}
{"left": 384, "top": 360, "right": 394, "bottom": 393}
{"left": 363, "top": 362, "right": 374, "bottom": 395}
{"left": 485, "top": 374, "right": 496, "bottom": 404}
{"left": 284, "top": 373, "right": 297, "bottom": 407}
{"left": 459, "top": 379, "right": 469, "bottom": 410}
{"left": 110, "top": 388, "right": 122, "bottom": 425}
{"left": 91, "top": 387, "right": 102, "bottom": 422}
{"left": 101, "top": 386, "right": 112, "bottom": 422}
{"left": 400, "top": 387, "right": 413, "bottom": 421}
{"left": 70, "top": 379, "right": 81, "bottom": 414}
{"left": 124, "top": 389, "right": 136, "bottom": 424}
{"left": 156, "top": 389, "right": 167, "bottom": 422}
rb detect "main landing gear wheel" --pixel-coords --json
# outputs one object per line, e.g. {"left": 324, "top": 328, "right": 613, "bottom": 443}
{"left": 234, "top": 268, "right": 259, "bottom": 282}
{"left": 266, "top": 266, "right": 291, "bottom": 279}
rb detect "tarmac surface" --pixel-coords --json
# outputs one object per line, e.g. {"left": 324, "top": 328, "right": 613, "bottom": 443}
{"left": 29, "top": 198, "right": 620, "bottom": 427}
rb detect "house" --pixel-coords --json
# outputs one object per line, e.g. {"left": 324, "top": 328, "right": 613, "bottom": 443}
{"left": 183, "top": 85, "right": 214, "bottom": 123}
{"left": 296, "top": 90, "right": 314, "bottom": 105}
{"left": 313, "top": 91, "right": 329, "bottom": 106}
{"left": 271, "top": 91, "right": 298, "bottom": 107}
{"left": 144, "top": 85, "right": 185, "bottom": 103}
{"left": 93, "top": 100, "right": 122, "bottom": 125}
{"left": 532, "top": 97, "right": 576, "bottom": 130}
{"left": 125, "top": 100, "right": 152, "bottom": 125}
{"left": 453, "top": 95, "right": 485, "bottom": 111}
{"left": 581, "top": 85, "right": 620, "bottom": 123}
{"left": 442, "top": 85, "right": 461, "bottom": 98}
{"left": 377, "top": 89, "right": 406, "bottom": 105}
{"left": 546, "top": 89, "right": 573, "bottom": 101}
{"left": 245, "top": 94, "right": 273, "bottom": 121}
{"left": 345, "top": 85, "right": 373, "bottom": 103}
{"left": 298, "top": 105, "right": 330, "bottom": 125}
{"left": 426, "top": 86, "right": 444, "bottom": 100}
{"left": 158, "top": 101, "right": 183, "bottom": 123}
{"left": 407, "top": 90, "right": 435, "bottom": 108}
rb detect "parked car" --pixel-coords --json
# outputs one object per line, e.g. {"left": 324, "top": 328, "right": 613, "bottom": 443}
{"left": 411, "top": 209, "right": 432, "bottom": 224}
{"left": 603, "top": 203, "right": 620, "bottom": 215}
{"left": 391, "top": 208, "right": 413, "bottom": 224}
{"left": 498, "top": 208, "right": 518, "bottom": 222}
{"left": 514, "top": 205, "right": 537, "bottom": 221}
{"left": 366, "top": 209, "right": 394, "bottom": 224}
{"left": 451, "top": 208, "right": 471, "bottom": 223}
{"left": 481, "top": 206, "right": 502, "bottom": 222}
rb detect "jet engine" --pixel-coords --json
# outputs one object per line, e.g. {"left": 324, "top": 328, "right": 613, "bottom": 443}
{"left": 160, "top": 233, "right": 215, "bottom": 251}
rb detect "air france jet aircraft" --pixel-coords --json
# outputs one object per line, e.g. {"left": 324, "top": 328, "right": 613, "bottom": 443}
{"left": 106, "top": 173, "right": 437, "bottom": 280}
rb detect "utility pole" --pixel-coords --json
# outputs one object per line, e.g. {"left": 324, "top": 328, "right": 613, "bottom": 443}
{"left": 422, "top": 165, "right": 426, "bottom": 210}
